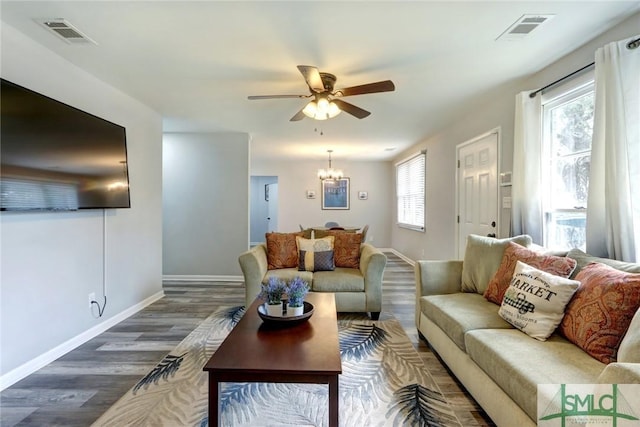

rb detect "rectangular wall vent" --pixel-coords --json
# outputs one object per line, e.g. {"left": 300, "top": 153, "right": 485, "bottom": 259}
{"left": 38, "top": 19, "right": 97, "bottom": 45}
{"left": 497, "top": 14, "right": 555, "bottom": 41}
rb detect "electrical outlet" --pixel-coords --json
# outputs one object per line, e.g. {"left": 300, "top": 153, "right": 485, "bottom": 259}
{"left": 88, "top": 292, "right": 96, "bottom": 308}
{"left": 369, "top": 235, "right": 374, "bottom": 242}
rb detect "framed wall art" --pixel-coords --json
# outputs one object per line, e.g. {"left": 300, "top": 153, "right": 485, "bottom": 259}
{"left": 321, "top": 178, "right": 350, "bottom": 210}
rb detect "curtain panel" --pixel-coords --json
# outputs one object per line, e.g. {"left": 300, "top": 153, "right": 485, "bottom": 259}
{"left": 511, "top": 91, "right": 543, "bottom": 244}
{"left": 586, "top": 34, "right": 640, "bottom": 262}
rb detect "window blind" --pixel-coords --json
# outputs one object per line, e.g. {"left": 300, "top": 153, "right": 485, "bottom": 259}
{"left": 396, "top": 151, "right": 425, "bottom": 230}
{"left": 0, "top": 178, "right": 79, "bottom": 210}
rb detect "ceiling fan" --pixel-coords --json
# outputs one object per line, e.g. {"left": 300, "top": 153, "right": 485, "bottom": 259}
{"left": 248, "top": 65, "right": 395, "bottom": 121}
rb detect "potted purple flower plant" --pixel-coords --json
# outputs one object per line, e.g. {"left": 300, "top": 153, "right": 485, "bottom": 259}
{"left": 259, "top": 276, "right": 286, "bottom": 316}
{"left": 286, "top": 277, "right": 310, "bottom": 316}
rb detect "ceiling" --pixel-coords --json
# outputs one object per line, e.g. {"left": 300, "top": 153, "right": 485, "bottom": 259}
{"left": 1, "top": 1, "right": 639, "bottom": 162}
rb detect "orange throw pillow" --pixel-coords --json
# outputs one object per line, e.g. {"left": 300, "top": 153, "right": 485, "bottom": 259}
{"left": 265, "top": 232, "right": 301, "bottom": 269}
{"left": 559, "top": 262, "right": 640, "bottom": 364}
{"left": 484, "top": 242, "right": 577, "bottom": 305}
{"left": 332, "top": 232, "right": 362, "bottom": 268}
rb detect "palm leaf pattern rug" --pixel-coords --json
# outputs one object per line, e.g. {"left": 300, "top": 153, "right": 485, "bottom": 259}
{"left": 92, "top": 307, "right": 460, "bottom": 427}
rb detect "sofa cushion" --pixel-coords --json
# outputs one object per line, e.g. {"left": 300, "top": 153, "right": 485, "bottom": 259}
{"left": 617, "top": 309, "right": 640, "bottom": 363}
{"left": 421, "top": 293, "right": 512, "bottom": 351}
{"left": 266, "top": 232, "right": 302, "bottom": 269}
{"left": 498, "top": 261, "right": 579, "bottom": 341}
{"left": 560, "top": 262, "right": 640, "bottom": 364}
{"left": 314, "top": 229, "right": 357, "bottom": 238}
{"left": 299, "top": 228, "right": 314, "bottom": 239}
{"left": 312, "top": 268, "right": 365, "bottom": 292}
{"left": 597, "top": 362, "right": 640, "bottom": 384}
{"left": 567, "top": 248, "right": 640, "bottom": 278}
{"left": 484, "top": 242, "right": 577, "bottom": 305}
{"left": 465, "top": 329, "right": 605, "bottom": 421}
{"left": 461, "top": 234, "right": 532, "bottom": 294}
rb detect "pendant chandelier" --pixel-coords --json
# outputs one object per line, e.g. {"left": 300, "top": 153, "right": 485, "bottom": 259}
{"left": 317, "top": 150, "right": 343, "bottom": 180}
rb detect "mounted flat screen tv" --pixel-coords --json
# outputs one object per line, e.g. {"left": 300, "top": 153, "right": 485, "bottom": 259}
{"left": 0, "top": 78, "right": 130, "bottom": 211}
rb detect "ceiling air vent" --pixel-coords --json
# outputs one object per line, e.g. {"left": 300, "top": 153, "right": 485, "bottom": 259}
{"left": 38, "top": 19, "right": 97, "bottom": 44}
{"left": 497, "top": 14, "right": 555, "bottom": 41}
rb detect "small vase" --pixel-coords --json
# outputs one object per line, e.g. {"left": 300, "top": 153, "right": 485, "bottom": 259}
{"left": 266, "top": 302, "right": 283, "bottom": 317}
{"left": 287, "top": 303, "right": 304, "bottom": 317}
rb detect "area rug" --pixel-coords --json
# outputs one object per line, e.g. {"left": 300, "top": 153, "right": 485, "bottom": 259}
{"left": 92, "top": 306, "right": 461, "bottom": 427}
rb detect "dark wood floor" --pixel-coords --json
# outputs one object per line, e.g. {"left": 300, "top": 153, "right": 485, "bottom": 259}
{"left": 0, "top": 251, "right": 495, "bottom": 426}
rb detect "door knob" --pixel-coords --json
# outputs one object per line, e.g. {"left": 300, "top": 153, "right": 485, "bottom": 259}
{"left": 491, "top": 221, "right": 496, "bottom": 227}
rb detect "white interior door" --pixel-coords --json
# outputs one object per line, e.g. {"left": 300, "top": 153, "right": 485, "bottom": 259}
{"left": 457, "top": 131, "right": 499, "bottom": 259}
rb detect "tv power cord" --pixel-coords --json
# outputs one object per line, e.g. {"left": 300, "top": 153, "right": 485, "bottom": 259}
{"left": 90, "top": 295, "right": 107, "bottom": 317}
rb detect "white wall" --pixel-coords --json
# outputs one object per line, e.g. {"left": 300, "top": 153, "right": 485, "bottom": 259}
{"left": 391, "top": 12, "right": 640, "bottom": 262}
{"left": 251, "top": 158, "right": 393, "bottom": 247}
{"left": 0, "top": 24, "right": 163, "bottom": 380}
{"left": 162, "top": 132, "right": 250, "bottom": 277}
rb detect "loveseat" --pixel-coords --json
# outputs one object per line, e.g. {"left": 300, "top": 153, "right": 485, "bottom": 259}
{"left": 415, "top": 235, "right": 640, "bottom": 427}
{"left": 239, "top": 231, "right": 387, "bottom": 319}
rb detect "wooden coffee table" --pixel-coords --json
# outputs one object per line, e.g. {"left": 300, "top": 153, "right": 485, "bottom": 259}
{"left": 203, "top": 292, "right": 342, "bottom": 427}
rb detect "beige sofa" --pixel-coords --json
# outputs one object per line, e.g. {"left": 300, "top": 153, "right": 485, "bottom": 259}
{"left": 239, "top": 242, "right": 387, "bottom": 319}
{"left": 415, "top": 237, "right": 640, "bottom": 427}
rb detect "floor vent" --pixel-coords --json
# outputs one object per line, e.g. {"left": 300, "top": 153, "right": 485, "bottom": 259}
{"left": 38, "top": 19, "right": 97, "bottom": 44}
{"left": 497, "top": 14, "right": 555, "bottom": 41}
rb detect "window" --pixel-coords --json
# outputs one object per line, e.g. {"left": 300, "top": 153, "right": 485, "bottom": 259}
{"left": 396, "top": 151, "right": 425, "bottom": 231}
{"left": 541, "top": 79, "right": 594, "bottom": 250}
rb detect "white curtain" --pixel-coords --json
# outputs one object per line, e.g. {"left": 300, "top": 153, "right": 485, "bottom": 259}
{"left": 511, "top": 91, "right": 543, "bottom": 244}
{"left": 586, "top": 35, "right": 640, "bottom": 262}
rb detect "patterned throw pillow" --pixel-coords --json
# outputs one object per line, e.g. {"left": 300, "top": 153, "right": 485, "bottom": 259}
{"left": 498, "top": 261, "right": 580, "bottom": 341}
{"left": 311, "top": 230, "right": 362, "bottom": 268}
{"left": 484, "top": 242, "right": 577, "bottom": 305}
{"left": 332, "top": 232, "right": 362, "bottom": 268}
{"left": 265, "top": 232, "right": 302, "bottom": 270}
{"left": 298, "top": 250, "right": 335, "bottom": 272}
{"left": 559, "top": 262, "right": 640, "bottom": 364}
{"left": 296, "top": 236, "right": 335, "bottom": 272}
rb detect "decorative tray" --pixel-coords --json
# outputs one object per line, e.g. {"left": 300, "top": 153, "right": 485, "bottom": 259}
{"left": 257, "top": 301, "right": 314, "bottom": 325}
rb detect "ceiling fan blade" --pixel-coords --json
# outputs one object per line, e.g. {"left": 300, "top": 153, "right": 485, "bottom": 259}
{"left": 334, "top": 80, "right": 395, "bottom": 97}
{"left": 332, "top": 99, "right": 371, "bottom": 119}
{"left": 248, "top": 94, "right": 308, "bottom": 100}
{"left": 297, "top": 65, "right": 325, "bottom": 93}
{"left": 290, "top": 108, "right": 306, "bottom": 121}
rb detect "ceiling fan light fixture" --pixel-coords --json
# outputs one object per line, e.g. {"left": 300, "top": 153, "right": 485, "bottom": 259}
{"left": 328, "top": 101, "right": 341, "bottom": 118}
{"left": 303, "top": 97, "right": 341, "bottom": 120}
{"left": 249, "top": 65, "right": 393, "bottom": 121}
{"left": 303, "top": 100, "right": 317, "bottom": 117}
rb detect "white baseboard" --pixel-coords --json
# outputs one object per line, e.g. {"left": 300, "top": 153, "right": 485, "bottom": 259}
{"left": 0, "top": 290, "right": 165, "bottom": 391}
{"left": 382, "top": 248, "right": 415, "bottom": 266}
{"left": 162, "top": 275, "right": 244, "bottom": 282}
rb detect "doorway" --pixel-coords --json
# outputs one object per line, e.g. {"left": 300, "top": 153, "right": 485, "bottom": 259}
{"left": 250, "top": 176, "right": 278, "bottom": 246}
{"left": 456, "top": 129, "right": 500, "bottom": 259}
